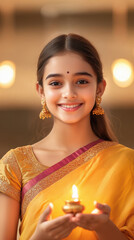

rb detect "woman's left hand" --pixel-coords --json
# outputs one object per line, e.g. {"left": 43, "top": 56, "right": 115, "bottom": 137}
{"left": 72, "top": 201, "right": 111, "bottom": 232}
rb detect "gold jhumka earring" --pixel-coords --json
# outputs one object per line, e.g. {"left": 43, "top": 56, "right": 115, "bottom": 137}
{"left": 39, "top": 98, "right": 51, "bottom": 120}
{"left": 92, "top": 96, "right": 104, "bottom": 115}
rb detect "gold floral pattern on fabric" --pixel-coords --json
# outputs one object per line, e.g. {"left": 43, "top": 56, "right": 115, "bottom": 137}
{"left": 0, "top": 150, "right": 21, "bottom": 202}
{"left": 0, "top": 179, "right": 20, "bottom": 201}
{"left": 21, "top": 141, "right": 117, "bottom": 218}
{"left": 13, "top": 146, "right": 47, "bottom": 187}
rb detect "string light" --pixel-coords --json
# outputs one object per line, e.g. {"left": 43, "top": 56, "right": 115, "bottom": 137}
{"left": 112, "top": 58, "right": 133, "bottom": 87}
{"left": 0, "top": 61, "right": 16, "bottom": 88}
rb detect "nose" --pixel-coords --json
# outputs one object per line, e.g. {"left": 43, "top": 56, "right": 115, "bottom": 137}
{"left": 62, "top": 84, "right": 77, "bottom": 99}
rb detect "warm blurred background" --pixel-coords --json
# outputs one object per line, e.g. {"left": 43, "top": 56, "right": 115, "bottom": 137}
{"left": 0, "top": 0, "right": 134, "bottom": 158}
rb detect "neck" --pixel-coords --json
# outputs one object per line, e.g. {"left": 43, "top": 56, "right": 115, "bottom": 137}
{"left": 44, "top": 117, "right": 99, "bottom": 152}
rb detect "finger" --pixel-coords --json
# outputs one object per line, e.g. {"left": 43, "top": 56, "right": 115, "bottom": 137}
{"left": 50, "top": 222, "right": 76, "bottom": 240}
{"left": 44, "top": 216, "right": 76, "bottom": 240}
{"left": 73, "top": 213, "right": 104, "bottom": 224}
{"left": 72, "top": 213, "right": 105, "bottom": 231}
{"left": 39, "top": 203, "right": 53, "bottom": 223}
{"left": 72, "top": 213, "right": 93, "bottom": 229}
{"left": 77, "top": 213, "right": 93, "bottom": 222}
{"left": 58, "top": 224, "right": 75, "bottom": 239}
{"left": 44, "top": 213, "right": 73, "bottom": 231}
{"left": 94, "top": 201, "right": 111, "bottom": 215}
{"left": 53, "top": 220, "right": 76, "bottom": 234}
{"left": 92, "top": 202, "right": 102, "bottom": 214}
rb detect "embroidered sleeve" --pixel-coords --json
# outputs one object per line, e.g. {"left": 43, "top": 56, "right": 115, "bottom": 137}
{"left": 0, "top": 150, "right": 21, "bottom": 202}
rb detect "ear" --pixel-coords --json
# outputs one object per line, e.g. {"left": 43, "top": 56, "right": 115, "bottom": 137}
{"left": 36, "top": 82, "right": 44, "bottom": 98}
{"left": 96, "top": 79, "right": 106, "bottom": 97}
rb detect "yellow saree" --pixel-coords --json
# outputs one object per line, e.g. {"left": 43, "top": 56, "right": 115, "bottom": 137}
{"left": 0, "top": 139, "right": 134, "bottom": 240}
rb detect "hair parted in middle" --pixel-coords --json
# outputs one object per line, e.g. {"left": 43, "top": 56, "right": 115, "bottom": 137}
{"left": 37, "top": 33, "right": 117, "bottom": 142}
{"left": 37, "top": 33, "right": 103, "bottom": 87}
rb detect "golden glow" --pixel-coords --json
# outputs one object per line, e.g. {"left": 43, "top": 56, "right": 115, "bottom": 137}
{"left": 112, "top": 59, "right": 133, "bottom": 87}
{"left": 72, "top": 185, "right": 79, "bottom": 200}
{"left": 91, "top": 208, "right": 100, "bottom": 214}
{"left": 0, "top": 61, "right": 16, "bottom": 88}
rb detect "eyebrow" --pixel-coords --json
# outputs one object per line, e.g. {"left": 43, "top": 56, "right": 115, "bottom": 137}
{"left": 46, "top": 73, "right": 63, "bottom": 80}
{"left": 74, "top": 72, "right": 93, "bottom": 77}
{"left": 45, "top": 71, "right": 93, "bottom": 80}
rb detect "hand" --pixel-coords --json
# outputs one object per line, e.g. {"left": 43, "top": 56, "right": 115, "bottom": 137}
{"left": 72, "top": 201, "right": 111, "bottom": 232}
{"left": 31, "top": 203, "right": 76, "bottom": 240}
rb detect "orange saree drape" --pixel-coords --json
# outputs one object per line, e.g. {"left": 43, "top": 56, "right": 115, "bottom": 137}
{"left": 0, "top": 140, "right": 134, "bottom": 240}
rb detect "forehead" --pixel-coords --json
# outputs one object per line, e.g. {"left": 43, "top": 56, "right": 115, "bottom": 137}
{"left": 44, "top": 51, "right": 95, "bottom": 76}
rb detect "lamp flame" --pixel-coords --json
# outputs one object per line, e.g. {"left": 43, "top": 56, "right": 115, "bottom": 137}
{"left": 72, "top": 185, "right": 79, "bottom": 201}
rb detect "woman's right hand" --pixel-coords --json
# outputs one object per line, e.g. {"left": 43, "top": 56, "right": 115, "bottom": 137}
{"left": 30, "top": 203, "right": 76, "bottom": 240}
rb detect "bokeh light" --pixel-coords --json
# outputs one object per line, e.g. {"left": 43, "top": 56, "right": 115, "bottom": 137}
{"left": 112, "top": 58, "right": 133, "bottom": 87}
{"left": 0, "top": 61, "right": 16, "bottom": 88}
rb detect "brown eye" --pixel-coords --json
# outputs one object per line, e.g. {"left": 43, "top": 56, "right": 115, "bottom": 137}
{"left": 77, "top": 79, "right": 89, "bottom": 84}
{"left": 49, "top": 81, "right": 62, "bottom": 86}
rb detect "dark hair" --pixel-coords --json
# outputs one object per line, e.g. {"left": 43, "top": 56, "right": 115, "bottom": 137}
{"left": 37, "top": 33, "right": 117, "bottom": 142}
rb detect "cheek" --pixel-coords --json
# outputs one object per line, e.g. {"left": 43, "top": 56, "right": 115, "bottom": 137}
{"left": 84, "top": 89, "right": 96, "bottom": 102}
{"left": 44, "top": 89, "right": 59, "bottom": 104}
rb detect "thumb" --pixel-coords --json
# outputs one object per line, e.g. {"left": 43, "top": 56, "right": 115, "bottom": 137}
{"left": 91, "top": 201, "right": 102, "bottom": 214}
{"left": 93, "top": 201, "right": 110, "bottom": 215}
{"left": 39, "top": 203, "right": 53, "bottom": 223}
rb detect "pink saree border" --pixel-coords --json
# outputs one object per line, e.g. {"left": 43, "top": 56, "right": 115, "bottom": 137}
{"left": 22, "top": 139, "right": 103, "bottom": 200}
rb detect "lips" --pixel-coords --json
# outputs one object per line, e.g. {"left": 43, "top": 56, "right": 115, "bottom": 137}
{"left": 58, "top": 103, "right": 83, "bottom": 111}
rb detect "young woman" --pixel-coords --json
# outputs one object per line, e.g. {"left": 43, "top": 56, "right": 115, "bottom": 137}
{"left": 0, "top": 34, "right": 133, "bottom": 240}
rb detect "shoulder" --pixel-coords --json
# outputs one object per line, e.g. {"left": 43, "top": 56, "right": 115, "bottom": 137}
{"left": 0, "top": 147, "right": 30, "bottom": 202}
{"left": 1, "top": 145, "right": 31, "bottom": 164}
{"left": 101, "top": 142, "right": 134, "bottom": 173}
{"left": 12, "top": 145, "right": 32, "bottom": 162}
{"left": 116, "top": 144, "right": 134, "bottom": 171}
{"left": 109, "top": 143, "right": 134, "bottom": 159}
{"left": 101, "top": 141, "right": 134, "bottom": 158}
{"left": 0, "top": 145, "right": 33, "bottom": 177}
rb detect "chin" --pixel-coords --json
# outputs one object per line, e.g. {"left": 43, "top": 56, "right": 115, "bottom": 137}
{"left": 53, "top": 113, "right": 90, "bottom": 125}
{"left": 57, "top": 117, "right": 85, "bottom": 125}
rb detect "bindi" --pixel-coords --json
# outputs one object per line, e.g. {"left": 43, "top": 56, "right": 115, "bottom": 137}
{"left": 67, "top": 71, "right": 69, "bottom": 74}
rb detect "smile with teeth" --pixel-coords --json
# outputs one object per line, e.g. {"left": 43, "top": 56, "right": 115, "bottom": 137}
{"left": 58, "top": 103, "right": 82, "bottom": 111}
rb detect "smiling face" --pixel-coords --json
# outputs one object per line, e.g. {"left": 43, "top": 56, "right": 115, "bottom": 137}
{"left": 38, "top": 51, "right": 105, "bottom": 124}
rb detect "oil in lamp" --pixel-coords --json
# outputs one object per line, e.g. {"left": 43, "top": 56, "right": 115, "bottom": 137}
{"left": 62, "top": 185, "right": 85, "bottom": 214}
